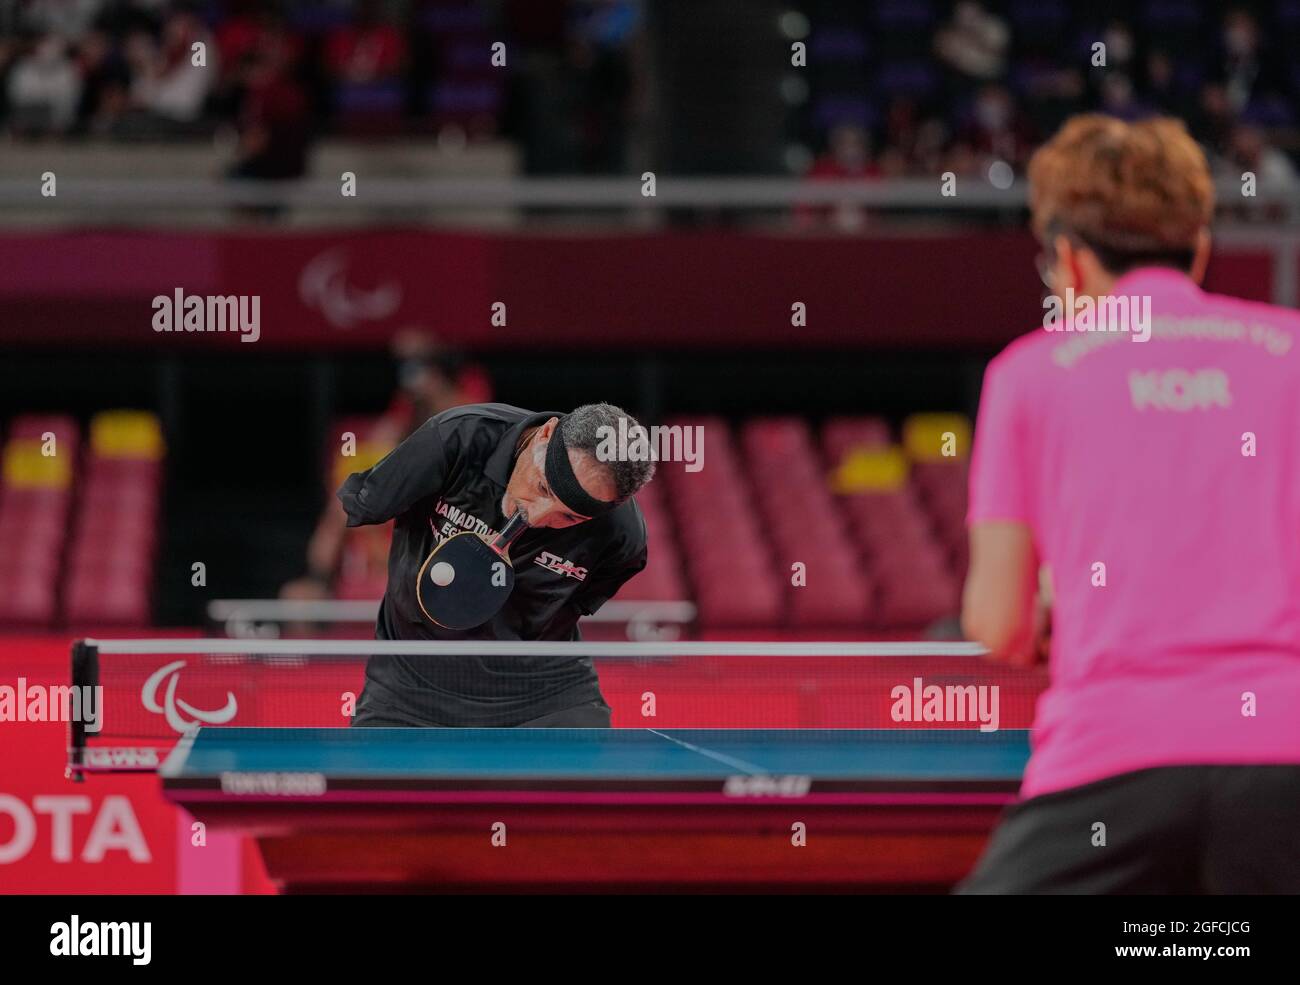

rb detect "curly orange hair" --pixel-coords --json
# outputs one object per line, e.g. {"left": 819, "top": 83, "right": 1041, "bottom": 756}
{"left": 1027, "top": 114, "right": 1214, "bottom": 261}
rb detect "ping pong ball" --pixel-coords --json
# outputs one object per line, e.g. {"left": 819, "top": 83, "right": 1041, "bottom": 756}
{"left": 430, "top": 562, "right": 455, "bottom": 587}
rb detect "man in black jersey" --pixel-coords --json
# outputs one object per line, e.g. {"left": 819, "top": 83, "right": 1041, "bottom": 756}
{"left": 338, "top": 402, "right": 654, "bottom": 727}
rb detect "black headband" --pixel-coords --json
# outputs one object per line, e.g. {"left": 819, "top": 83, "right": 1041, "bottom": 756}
{"left": 544, "top": 418, "right": 618, "bottom": 519}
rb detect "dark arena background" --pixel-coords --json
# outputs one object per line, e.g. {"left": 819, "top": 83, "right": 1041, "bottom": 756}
{"left": 0, "top": 0, "right": 1296, "bottom": 925}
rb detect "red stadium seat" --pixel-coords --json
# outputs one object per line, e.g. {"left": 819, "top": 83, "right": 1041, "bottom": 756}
{"left": 0, "top": 568, "right": 57, "bottom": 626}
{"left": 7, "top": 414, "right": 79, "bottom": 445}
{"left": 821, "top": 416, "right": 892, "bottom": 465}
{"left": 660, "top": 420, "right": 785, "bottom": 628}
{"left": 64, "top": 568, "right": 151, "bottom": 626}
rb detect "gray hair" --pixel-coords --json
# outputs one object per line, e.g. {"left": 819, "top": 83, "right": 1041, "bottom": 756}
{"left": 560, "top": 402, "right": 656, "bottom": 501}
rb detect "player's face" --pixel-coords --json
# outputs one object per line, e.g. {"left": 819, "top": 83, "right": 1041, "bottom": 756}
{"left": 502, "top": 432, "right": 617, "bottom": 529}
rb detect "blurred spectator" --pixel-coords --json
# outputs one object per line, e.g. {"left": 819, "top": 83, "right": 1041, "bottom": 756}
{"left": 325, "top": 0, "right": 404, "bottom": 85}
{"left": 124, "top": 11, "right": 216, "bottom": 129}
{"left": 934, "top": 1, "right": 1008, "bottom": 84}
{"left": 7, "top": 35, "right": 81, "bottom": 134}
{"left": 1192, "top": 82, "right": 1236, "bottom": 154}
{"left": 1229, "top": 124, "right": 1299, "bottom": 187}
{"left": 796, "top": 122, "right": 881, "bottom": 231}
{"left": 875, "top": 145, "right": 908, "bottom": 178}
{"left": 958, "top": 83, "right": 1035, "bottom": 170}
{"left": 1219, "top": 124, "right": 1300, "bottom": 221}
{"left": 1098, "top": 72, "right": 1144, "bottom": 122}
{"left": 883, "top": 95, "right": 922, "bottom": 164}
{"left": 74, "top": 29, "right": 130, "bottom": 133}
{"left": 1214, "top": 8, "right": 1280, "bottom": 116}
{"left": 19, "top": 0, "right": 105, "bottom": 38}
{"left": 806, "top": 123, "right": 878, "bottom": 180}
{"left": 228, "top": 36, "right": 311, "bottom": 181}
{"left": 912, "top": 117, "right": 950, "bottom": 174}
{"left": 215, "top": 3, "right": 304, "bottom": 87}
{"left": 943, "top": 140, "right": 978, "bottom": 177}
{"left": 1143, "top": 50, "right": 1191, "bottom": 120}
{"left": 1099, "top": 21, "right": 1137, "bottom": 73}
{"left": 383, "top": 330, "right": 493, "bottom": 431}
{"left": 0, "top": 0, "right": 1297, "bottom": 209}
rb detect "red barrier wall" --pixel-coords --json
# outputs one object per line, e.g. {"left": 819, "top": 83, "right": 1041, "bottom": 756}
{"left": 0, "top": 636, "right": 277, "bottom": 894}
{"left": 0, "top": 638, "right": 178, "bottom": 892}
{"left": 0, "top": 229, "right": 1276, "bottom": 351}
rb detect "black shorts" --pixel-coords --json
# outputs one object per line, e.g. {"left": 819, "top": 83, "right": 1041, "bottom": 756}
{"left": 351, "top": 699, "right": 612, "bottom": 729}
{"left": 957, "top": 764, "right": 1300, "bottom": 894}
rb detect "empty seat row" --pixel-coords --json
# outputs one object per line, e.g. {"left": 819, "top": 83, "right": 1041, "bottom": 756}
{"left": 0, "top": 411, "right": 164, "bottom": 628}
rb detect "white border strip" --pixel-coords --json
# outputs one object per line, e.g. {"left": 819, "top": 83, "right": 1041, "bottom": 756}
{"left": 84, "top": 638, "right": 989, "bottom": 658}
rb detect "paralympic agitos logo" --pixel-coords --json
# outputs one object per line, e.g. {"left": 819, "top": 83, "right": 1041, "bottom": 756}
{"left": 141, "top": 660, "right": 238, "bottom": 733}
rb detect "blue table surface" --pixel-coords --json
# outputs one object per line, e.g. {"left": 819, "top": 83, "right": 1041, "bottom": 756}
{"left": 164, "top": 727, "right": 1031, "bottom": 781}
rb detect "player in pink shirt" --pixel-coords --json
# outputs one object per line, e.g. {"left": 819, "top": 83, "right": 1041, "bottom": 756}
{"left": 959, "top": 115, "right": 1300, "bottom": 893}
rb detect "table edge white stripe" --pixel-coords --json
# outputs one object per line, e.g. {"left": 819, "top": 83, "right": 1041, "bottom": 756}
{"left": 83, "top": 638, "right": 990, "bottom": 658}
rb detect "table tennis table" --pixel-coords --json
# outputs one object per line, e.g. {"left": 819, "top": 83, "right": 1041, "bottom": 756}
{"left": 162, "top": 726, "right": 1031, "bottom": 892}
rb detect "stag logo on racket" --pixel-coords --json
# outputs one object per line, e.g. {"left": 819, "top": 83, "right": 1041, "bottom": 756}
{"left": 141, "top": 660, "right": 238, "bottom": 734}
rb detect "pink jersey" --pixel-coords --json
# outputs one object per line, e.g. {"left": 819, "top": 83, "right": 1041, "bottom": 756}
{"left": 969, "top": 267, "right": 1300, "bottom": 798}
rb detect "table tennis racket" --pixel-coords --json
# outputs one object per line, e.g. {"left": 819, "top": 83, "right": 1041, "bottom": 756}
{"left": 416, "top": 509, "right": 530, "bottom": 630}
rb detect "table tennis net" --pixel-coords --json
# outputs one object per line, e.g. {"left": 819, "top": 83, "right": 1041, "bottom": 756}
{"left": 67, "top": 640, "right": 1047, "bottom": 774}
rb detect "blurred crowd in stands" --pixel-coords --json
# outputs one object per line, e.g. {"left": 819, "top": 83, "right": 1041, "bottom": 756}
{"left": 2, "top": 0, "right": 1298, "bottom": 204}
{"left": 0, "top": 0, "right": 642, "bottom": 177}
{"left": 800, "top": 1, "right": 1300, "bottom": 226}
